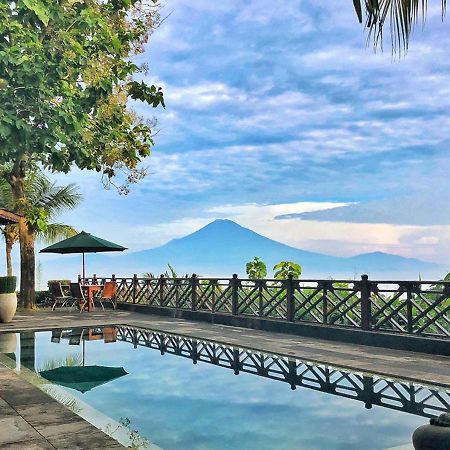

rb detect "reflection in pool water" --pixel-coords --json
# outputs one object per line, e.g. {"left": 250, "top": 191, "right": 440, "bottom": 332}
{"left": 2, "top": 326, "right": 449, "bottom": 450}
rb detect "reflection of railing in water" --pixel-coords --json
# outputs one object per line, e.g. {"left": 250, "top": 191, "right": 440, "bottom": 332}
{"left": 115, "top": 325, "right": 450, "bottom": 419}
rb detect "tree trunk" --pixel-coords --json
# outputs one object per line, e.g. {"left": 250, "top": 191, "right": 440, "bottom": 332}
{"left": 18, "top": 221, "right": 35, "bottom": 309}
{"left": 4, "top": 225, "right": 19, "bottom": 277}
{"left": 5, "top": 241, "right": 12, "bottom": 277}
{"left": 9, "top": 159, "right": 35, "bottom": 310}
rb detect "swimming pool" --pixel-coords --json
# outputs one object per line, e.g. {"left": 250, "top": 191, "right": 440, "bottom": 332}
{"left": 1, "top": 326, "right": 448, "bottom": 450}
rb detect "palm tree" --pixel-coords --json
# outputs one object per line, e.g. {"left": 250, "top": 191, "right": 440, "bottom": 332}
{"left": 0, "top": 172, "right": 82, "bottom": 280}
{"left": 352, "top": 0, "right": 447, "bottom": 53}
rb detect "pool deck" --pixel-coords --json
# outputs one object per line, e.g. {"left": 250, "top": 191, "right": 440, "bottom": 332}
{"left": 2, "top": 308, "right": 442, "bottom": 449}
{"left": 0, "top": 364, "right": 125, "bottom": 449}
{"left": 1, "top": 308, "right": 449, "bottom": 388}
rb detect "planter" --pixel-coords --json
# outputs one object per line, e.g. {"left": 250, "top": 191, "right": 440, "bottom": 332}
{"left": 413, "top": 414, "right": 450, "bottom": 450}
{"left": 0, "top": 333, "right": 17, "bottom": 353}
{"left": 0, "top": 292, "right": 17, "bottom": 323}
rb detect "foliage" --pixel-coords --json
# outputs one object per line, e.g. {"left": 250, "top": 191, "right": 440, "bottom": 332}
{"left": 352, "top": 0, "right": 447, "bottom": 53}
{"left": 0, "top": 169, "right": 82, "bottom": 237}
{"left": 0, "top": 0, "right": 165, "bottom": 191}
{"left": 246, "top": 257, "right": 267, "bottom": 279}
{"left": 0, "top": 171, "right": 81, "bottom": 276}
{"left": 104, "top": 417, "right": 151, "bottom": 450}
{"left": 0, "top": 276, "right": 16, "bottom": 294}
{"left": 144, "top": 263, "right": 189, "bottom": 278}
{"left": 273, "top": 261, "right": 302, "bottom": 279}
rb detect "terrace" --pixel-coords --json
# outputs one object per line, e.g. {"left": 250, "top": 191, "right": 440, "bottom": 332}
{"left": 0, "top": 304, "right": 449, "bottom": 449}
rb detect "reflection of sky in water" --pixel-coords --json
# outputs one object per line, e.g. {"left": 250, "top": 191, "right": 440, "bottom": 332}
{"left": 21, "top": 331, "right": 427, "bottom": 450}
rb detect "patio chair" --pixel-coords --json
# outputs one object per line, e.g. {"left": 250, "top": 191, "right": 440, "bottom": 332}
{"left": 68, "top": 328, "right": 85, "bottom": 345}
{"left": 97, "top": 281, "right": 118, "bottom": 310}
{"left": 50, "top": 283, "right": 75, "bottom": 311}
{"left": 51, "top": 330, "right": 63, "bottom": 343}
{"left": 70, "top": 282, "right": 90, "bottom": 312}
{"left": 103, "top": 326, "right": 117, "bottom": 343}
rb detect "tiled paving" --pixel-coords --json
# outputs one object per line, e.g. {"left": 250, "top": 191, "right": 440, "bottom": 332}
{"left": 0, "top": 364, "right": 124, "bottom": 449}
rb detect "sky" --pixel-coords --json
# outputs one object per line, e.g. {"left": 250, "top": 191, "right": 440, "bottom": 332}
{"left": 26, "top": 0, "right": 450, "bottom": 274}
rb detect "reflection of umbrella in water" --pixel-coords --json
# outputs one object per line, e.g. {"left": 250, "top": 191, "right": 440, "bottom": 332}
{"left": 40, "top": 230, "right": 127, "bottom": 280}
{"left": 39, "top": 365, "right": 128, "bottom": 393}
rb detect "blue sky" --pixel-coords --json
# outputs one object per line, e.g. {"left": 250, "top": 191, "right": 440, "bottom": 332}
{"left": 30, "top": 0, "right": 450, "bottom": 273}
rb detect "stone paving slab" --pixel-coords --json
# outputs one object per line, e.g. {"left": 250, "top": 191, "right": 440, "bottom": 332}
{"left": 0, "top": 363, "right": 125, "bottom": 449}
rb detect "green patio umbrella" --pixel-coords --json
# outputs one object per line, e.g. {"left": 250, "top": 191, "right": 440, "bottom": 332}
{"left": 40, "top": 231, "right": 127, "bottom": 280}
{"left": 39, "top": 365, "right": 128, "bottom": 393}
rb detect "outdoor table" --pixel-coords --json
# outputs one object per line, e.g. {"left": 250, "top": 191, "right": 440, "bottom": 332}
{"left": 81, "top": 285, "right": 102, "bottom": 312}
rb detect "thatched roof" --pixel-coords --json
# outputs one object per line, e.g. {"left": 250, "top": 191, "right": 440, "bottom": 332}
{"left": 0, "top": 208, "right": 21, "bottom": 225}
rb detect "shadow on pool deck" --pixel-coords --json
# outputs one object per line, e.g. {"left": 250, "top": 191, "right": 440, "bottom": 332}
{"left": 1, "top": 307, "right": 450, "bottom": 388}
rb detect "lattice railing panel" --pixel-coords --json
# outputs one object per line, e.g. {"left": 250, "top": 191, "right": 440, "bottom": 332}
{"left": 371, "top": 282, "right": 450, "bottom": 337}
{"left": 293, "top": 282, "right": 324, "bottom": 323}
{"left": 259, "top": 281, "right": 288, "bottom": 319}
{"left": 236, "top": 280, "right": 260, "bottom": 316}
{"left": 326, "top": 282, "right": 362, "bottom": 327}
{"left": 212, "top": 279, "right": 233, "bottom": 313}
{"left": 371, "top": 284, "right": 408, "bottom": 333}
{"left": 115, "top": 278, "right": 134, "bottom": 302}
{"left": 85, "top": 276, "right": 450, "bottom": 338}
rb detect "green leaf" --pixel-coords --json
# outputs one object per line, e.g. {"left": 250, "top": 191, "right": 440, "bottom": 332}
{"left": 22, "top": 0, "right": 50, "bottom": 26}
{"left": 353, "top": 0, "right": 363, "bottom": 23}
{"left": 36, "top": 218, "right": 45, "bottom": 230}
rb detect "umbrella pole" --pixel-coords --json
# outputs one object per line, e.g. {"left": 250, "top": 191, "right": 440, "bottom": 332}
{"left": 83, "top": 339, "right": 85, "bottom": 366}
{"left": 82, "top": 252, "right": 85, "bottom": 283}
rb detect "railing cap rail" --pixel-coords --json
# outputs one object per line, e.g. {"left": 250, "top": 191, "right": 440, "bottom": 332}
{"left": 82, "top": 275, "right": 450, "bottom": 285}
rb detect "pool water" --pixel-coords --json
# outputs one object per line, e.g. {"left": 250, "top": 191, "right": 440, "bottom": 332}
{"left": 2, "top": 326, "right": 448, "bottom": 450}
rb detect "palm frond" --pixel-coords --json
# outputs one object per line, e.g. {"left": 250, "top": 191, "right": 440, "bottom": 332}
{"left": 37, "top": 223, "right": 78, "bottom": 244}
{"left": 0, "top": 177, "right": 14, "bottom": 210}
{"left": 353, "top": 0, "right": 447, "bottom": 53}
{"left": 28, "top": 175, "right": 82, "bottom": 218}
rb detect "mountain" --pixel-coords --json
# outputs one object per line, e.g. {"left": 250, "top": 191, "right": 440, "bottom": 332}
{"left": 39, "top": 219, "right": 442, "bottom": 284}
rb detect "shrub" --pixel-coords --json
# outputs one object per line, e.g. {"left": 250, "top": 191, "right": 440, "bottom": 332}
{"left": 0, "top": 276, "right": 17, "bottom": 294}
{"left": 48, "top": 280, "right": 71, "bottom": 290}
{"left": 246, "top": 257, "right": 267, "bottom": 279}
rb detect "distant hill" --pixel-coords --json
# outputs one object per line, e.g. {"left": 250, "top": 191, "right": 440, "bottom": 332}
{"left": 40, "top": 219, "right": 442, "bottom": 283}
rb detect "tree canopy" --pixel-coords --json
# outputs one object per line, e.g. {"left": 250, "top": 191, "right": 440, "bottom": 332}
{"left": 0, "top": 0, "right": 165, "bottom": 188}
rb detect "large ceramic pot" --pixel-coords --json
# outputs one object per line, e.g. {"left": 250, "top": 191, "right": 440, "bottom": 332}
{"left": 413, "top": 413, "right": 450, "bottom": 450}
{"left": 0, "top": 292, "right": 17, "bottom": 323}
{"left": 0, "top": 332, "right": 17, "bottom": 353}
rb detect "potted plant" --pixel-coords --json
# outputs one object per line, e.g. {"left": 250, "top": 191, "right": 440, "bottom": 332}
{"left": 0, "top": 276, "right": 17, "bottom": 323}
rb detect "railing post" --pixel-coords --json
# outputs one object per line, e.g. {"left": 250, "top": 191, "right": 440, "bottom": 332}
{"left": 258, "top": 279, "right": 263, "bottom": 317}
{"left": 406, "top": 283, "right": 414, "bottom": 334}
{"left": 191, "top": 274, "right": 197, "bottom": 311}
{"left": 78, "top": 274, "right": 81, "bottom": 284}
{"left": 93, "top": 274, "right": 97, "bottom": 285}
{"left": 286, "top": 274, "right": 295, "bottom": 322}
{"left": 362, "top": 375, "right": 374, "bottom": 410}
{"left": 322, "top": 281, "right": 328, "bottom": 324}
{"left": 232, "top": 348, "right": 240, "bottom": 375}
{"left": 159, "top": 274, "right": 165, "bottom": 307}
{"left": 360, "top": 274, "right": 371, "bottom": 331}
{"left": 175, "top": 278, "right": 180, "bottom": 308}
{"left": 211, "top": 280, "right": 217, "bottom": 313}
{"left": 231, "top": 274, "right": 239, "bottom": 315}
{"left": 132, "top": 274, "right": 137, "bottom": 304}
